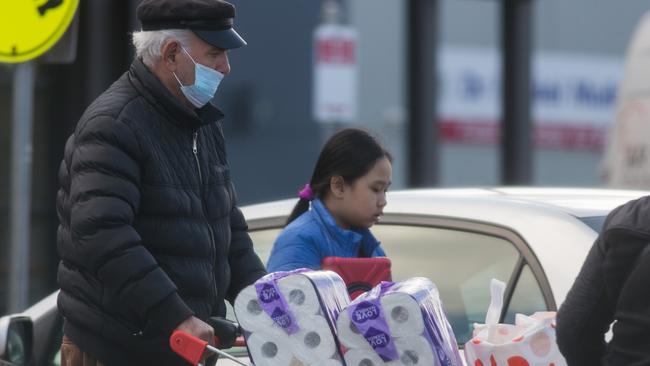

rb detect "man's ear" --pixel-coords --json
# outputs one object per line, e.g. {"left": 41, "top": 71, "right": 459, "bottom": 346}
{"left": 161, "top": 40, "right": 181, "bottom": 71}
{"left": 329, "top": 176, "right": 346, "bottom": 199}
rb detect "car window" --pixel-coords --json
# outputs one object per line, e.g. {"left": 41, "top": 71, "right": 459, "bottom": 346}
{"left": 241, "top": 223, "right": 550, "bottom": 347}
{"left": 578, "top": 215, "right": 607, "bottom": 233}
{"left": 50, "top": 350, "right": 61, "bottom": 366}
{"left": 504, "top": 264, "right": 547, "bottom": 324}
{"left": 248, "top": 228, "right": 281, "bottom": 264}
{"left": 371, "top": 224, "right": 521, "bottom": 344}
{"left": 48, "top": 328, "right": 62, "bottom": 366}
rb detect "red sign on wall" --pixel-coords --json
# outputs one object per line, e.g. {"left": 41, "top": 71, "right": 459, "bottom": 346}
{"left": 316, "top": 38, "right": 356, "bottom": 64}
{"left": 313, "top": 24, "right": 359, "bottom": 124}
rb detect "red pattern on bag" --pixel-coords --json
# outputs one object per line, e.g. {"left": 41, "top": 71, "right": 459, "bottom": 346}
{"left": 507, "top": 356, "right": 530, "bottom": 366}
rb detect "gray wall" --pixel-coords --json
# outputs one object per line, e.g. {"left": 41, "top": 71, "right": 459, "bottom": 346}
{"left": 220, "top": 1, "right": 325, "bottom": 204}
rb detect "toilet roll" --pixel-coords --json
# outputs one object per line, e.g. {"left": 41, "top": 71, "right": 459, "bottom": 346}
{"left": 278, "top": 274, "right": 322, "bottom": 318}
{"left": 336, "top": 309, "right": 373, "bottom": 350}
{"left": 305, "top": 270, "right": 351, "bottom": 323}
{"left": 310, "top": 358, "right": 344, "bottom": 366}
{"left": 234, "top": 285, "right": 274, "bottom": 333}
{"left": 291, "top": 314, "right": 338, "bottom": 364}
{"left": 393, "top": 336, "right": 437, "bottom": 366}
{"left": 343, "top": 348, "right": 386, "bottom": 366}
{"left": 380, "top": 292, "right": 425, "bottom": 337}
{"left": 247, "top": 331, "right": 295, "bottom": 366}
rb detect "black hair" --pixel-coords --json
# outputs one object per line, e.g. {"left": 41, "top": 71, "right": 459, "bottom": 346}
{"left": 286, "top": 128, "right": 392, "bottom": 224}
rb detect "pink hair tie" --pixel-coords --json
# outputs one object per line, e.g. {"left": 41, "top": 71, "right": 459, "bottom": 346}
{"left": 298, "top": 184, "right": 314, "bottom": 200}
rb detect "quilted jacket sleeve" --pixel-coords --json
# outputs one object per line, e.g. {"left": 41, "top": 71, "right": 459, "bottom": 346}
{"left": 226, "top": 206, "right": 267, "bottom": 303}
{"left": 555, "top": 238, "right": 611, "bottom": 366}
{"left": 69, "top": 116, "right": 193, "bottom": 336}
{"left": 556, "top": 200, "right": 650, "bottom": 366}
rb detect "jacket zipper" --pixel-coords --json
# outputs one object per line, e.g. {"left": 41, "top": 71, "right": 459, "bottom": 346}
{"left": 192, "top": 132, "right": 202, "bottom": 183}
{"left": 192, "top": 131, "right": 218, "bottom": 303}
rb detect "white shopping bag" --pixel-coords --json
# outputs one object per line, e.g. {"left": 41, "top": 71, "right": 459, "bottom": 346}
{"left": 463, "top": 279, "right": 567, "bottom": 366}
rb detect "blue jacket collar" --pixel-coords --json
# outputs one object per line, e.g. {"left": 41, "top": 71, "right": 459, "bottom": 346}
{"left": 311, "top": 199, "right": 379, "bottom": 255}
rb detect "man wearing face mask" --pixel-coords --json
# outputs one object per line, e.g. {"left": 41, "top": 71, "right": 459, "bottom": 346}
{"left": 55, "top": 1, "right": 267, "bottom": 365}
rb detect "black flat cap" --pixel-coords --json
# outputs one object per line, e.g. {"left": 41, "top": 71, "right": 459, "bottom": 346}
{"left": 137, "top": 0, "right": 246, "bottom": 49}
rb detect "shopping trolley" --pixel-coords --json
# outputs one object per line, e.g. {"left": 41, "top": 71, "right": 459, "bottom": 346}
{"left": 170, "top": 317, "right": 253, "bottom": 366}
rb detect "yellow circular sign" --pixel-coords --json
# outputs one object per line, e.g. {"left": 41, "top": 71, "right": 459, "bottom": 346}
{"left": 0, "top": 0, "right": 80, "bottom": 63}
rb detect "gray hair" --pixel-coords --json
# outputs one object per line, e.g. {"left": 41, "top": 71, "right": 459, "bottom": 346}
{"left": 132, "top": 29, "right": 192, "bottom": 67}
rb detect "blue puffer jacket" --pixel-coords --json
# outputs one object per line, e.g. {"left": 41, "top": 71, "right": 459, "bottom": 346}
{"left": 267, "top": 199, "right": 386, "bottom": 272}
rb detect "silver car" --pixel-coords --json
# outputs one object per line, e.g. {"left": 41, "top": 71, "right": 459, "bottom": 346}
{"left": 1, "top": 187, "right": 646, "bottom": 365}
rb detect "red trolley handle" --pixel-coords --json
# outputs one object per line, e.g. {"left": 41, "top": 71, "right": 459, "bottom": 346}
{"left": 170, "top": 330, "right": 252, "bottom": 366}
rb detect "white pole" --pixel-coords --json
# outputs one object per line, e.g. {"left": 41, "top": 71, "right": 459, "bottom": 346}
{"left": 8, "top": 61, "right": 35, "bottom": 312}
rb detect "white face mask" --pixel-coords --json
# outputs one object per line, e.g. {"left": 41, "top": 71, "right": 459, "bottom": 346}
{"left": 172, "top": 47, "right": 224, "bottom": 108}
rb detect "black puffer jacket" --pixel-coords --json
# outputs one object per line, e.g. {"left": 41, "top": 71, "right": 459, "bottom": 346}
{"left": 56, "top": 59, "right": 266, "bottom": 366}
{"left": 556, "top": 195, "right": 650, "bottom": 366}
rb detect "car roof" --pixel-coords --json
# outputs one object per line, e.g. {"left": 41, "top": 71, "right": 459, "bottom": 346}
{"left": 241, "top": 187, "right": 650, "bottom": 305}
{"left": 242, "top": 187, "right": 648, "bottom": 221}
{"left": 385, "top": 187, "right": 648, "bottom": 218}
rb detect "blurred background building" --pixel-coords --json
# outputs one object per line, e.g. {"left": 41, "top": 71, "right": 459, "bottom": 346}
{"left": 0, "top": 0, "right": 648, "bottom": 312}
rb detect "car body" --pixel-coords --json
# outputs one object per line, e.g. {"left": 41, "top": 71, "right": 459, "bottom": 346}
{"left": 2, "top": 187, "right": 647, "bottom": 366}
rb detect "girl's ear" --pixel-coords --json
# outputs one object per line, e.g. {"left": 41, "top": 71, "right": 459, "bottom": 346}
{"left": 329, "top": 175, "right": 346, "bottom": 199}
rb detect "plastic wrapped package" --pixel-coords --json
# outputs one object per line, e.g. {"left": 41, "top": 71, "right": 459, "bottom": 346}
{"left": 234, "top": 269, "right": 350, "bottom": 366}
{"left": 337, "top": 277, "right": 464, "bottom": 366}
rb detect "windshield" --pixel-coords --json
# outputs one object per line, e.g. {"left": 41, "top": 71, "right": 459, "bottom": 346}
{"left": 579, "top": 216, "right": 607, "bottom": 233}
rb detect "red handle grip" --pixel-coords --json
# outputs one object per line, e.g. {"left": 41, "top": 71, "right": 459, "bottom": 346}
{"left": 170, "top": 330, "right": 208, "bottom": 366}
{"left": 234, "top": 336, "right": 246, "bottom": 347}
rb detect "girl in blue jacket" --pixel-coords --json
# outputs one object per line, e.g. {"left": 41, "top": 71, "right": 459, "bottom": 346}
{"left": 267, "top": 128, "right": 392, "bottom": 272}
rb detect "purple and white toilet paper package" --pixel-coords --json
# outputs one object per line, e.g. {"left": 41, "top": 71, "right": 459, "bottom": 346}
{"left": 234, "top": 269, "right": 350, "bottom": 366}
{"left": 336, "top": 277, "right": 464, "bottom": 366}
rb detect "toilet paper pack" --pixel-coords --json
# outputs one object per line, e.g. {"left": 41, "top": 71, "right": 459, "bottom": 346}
{"left": 338, "top": 277, "right": 464, "bottom": 366}
{"left": 235, "top": 269, "right": 350, "bottom": 366}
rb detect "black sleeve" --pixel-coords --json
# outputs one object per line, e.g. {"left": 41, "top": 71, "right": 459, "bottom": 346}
{"left": 556, "top": 237, "right": 612, "bottom": 366}
{"left": 69, "top": 116, "right": 192, "bottom": 336}
{"left": 557, "top": 226, "right": 650, "bottom": 366}
{"left": 603, "top": 232, "right": 650, "bottom": 365}
{"left": 226, "top": 206, "right": 266, "bottom": 304}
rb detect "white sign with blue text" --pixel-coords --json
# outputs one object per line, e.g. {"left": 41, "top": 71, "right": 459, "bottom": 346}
{"left": 438, "top": 46, "right": 622, "bottom": 149}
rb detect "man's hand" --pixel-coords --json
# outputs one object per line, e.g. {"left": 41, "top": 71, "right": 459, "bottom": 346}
{"left": 175, "top": 316, "right": 215, "bottom": 346}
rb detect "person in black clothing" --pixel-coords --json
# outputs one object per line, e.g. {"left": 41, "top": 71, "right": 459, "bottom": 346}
{"left": 55, "top": 1, "right": 266, "bottom": 365}
{"left": 556, "top": 195, "right": 650, "bottom": 365}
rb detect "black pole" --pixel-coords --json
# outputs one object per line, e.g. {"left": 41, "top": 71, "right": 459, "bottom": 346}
{"left": 407, "top": 0, "right": 439, "bottom": 187}
{"left": 501, "top": 0, "right": 533, "bottom": 184}
{"left": 85, "top": 1, "right": 130, "bottom": 103}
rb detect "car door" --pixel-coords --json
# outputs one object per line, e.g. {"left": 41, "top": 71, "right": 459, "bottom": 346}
{"left": 247, "top": 214, "right": 553, "bottom": 346}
